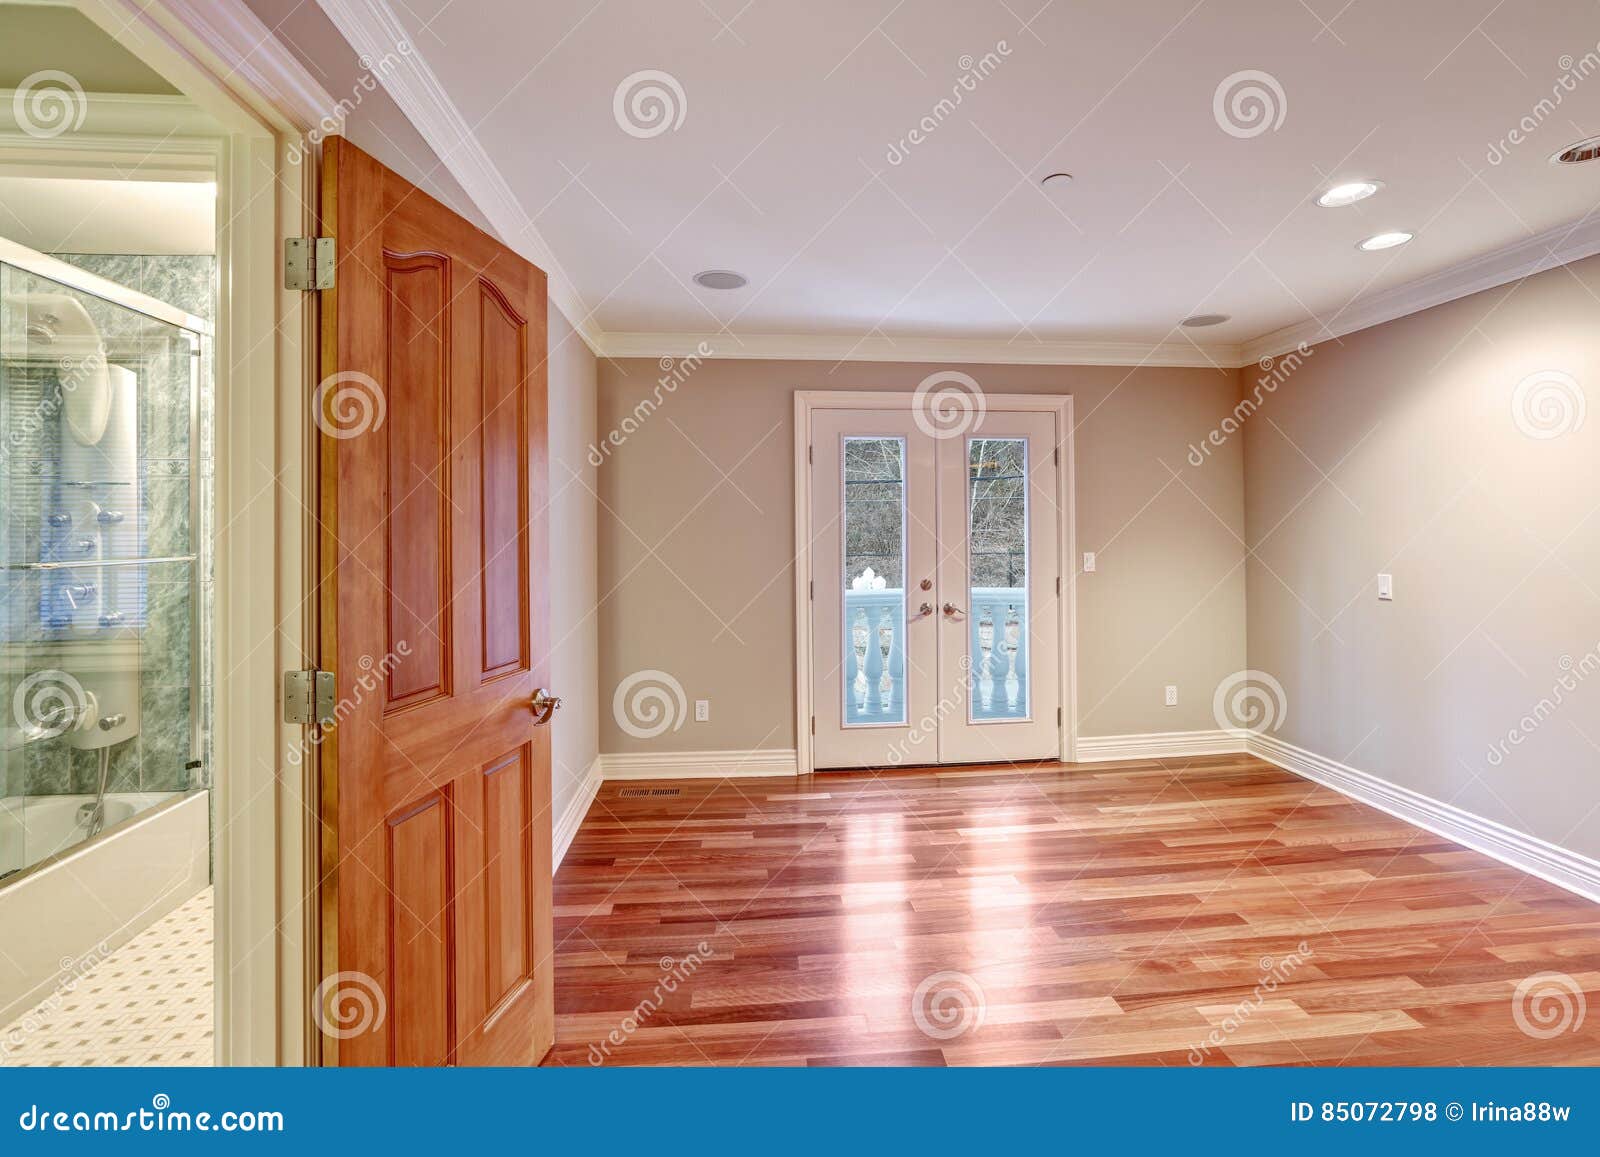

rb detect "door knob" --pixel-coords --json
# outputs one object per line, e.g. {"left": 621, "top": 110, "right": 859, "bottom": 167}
{"left": 942, "top": 602, "right": 966, "bottom": 617}
{"left": 531, "top": 688, "right": 562, "bottom": 726}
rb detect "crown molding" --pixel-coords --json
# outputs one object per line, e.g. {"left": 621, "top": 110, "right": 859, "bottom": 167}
{"left": 155, "top": 0, "right": 339, "bottom": 132}
{"left": 595, "top": 330, "right": 1245, "bottom": 369}
{"left": 315, "top": 0, "right": 603, "bottom": 355}
{"left": 1242, "top": 213, "right": 1600, "bottom": 367}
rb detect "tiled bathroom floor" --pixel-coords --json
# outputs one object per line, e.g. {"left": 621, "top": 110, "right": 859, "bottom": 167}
{"left": 0, "top": 887, "right": 213, "bottom": 1066}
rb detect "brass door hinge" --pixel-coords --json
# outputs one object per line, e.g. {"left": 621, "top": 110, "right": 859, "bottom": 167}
{"left": 284, "top": 237, "right": 335, "bottom": 291}
{"left": 283, "top": 669, "right": 337, "bottom": 725}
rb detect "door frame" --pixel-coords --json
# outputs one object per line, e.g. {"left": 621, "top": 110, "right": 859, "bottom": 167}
{"left": 29, "top": 0, "right": 336, "bottom": 1064}
{"left": 793, "top": 390, "right": 1079, "bottom": 774}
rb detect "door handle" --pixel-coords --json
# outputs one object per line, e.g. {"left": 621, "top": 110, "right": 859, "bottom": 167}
{"left": 531, "top": 687, "right": 562, "bottom": 726}
{"left": 911, "top": 601, "right": 934, "bottom": 619}
{"left": 943, "top": 602, "right": 966, "bottom": 618}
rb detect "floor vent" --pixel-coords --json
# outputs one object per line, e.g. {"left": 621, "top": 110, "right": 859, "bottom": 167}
{"left": 618, "top": 787, "right": 682, "bottom": 798}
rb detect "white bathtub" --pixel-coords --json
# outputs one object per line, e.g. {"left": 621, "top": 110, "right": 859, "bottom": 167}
{"left": 0, "top": 790, "right": 209, "bottom": 1025}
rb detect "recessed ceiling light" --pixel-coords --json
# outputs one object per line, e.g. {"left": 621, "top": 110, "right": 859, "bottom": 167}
{"left": 1552, "top": 135, "right": 1600, "bottom": 164}
{"left": 1316, "top": 180, "right": 1381, "bottom": 207}
{"left": 1041, "top": 172, "right": 1073, "bottom": 188}
{"left": 1181, "top": 313, "right": 1231, "bottom": 328}
{"left": 1357, "top": 231, "right": 1414, "bottom": 251}
{"left": 693, "top": 269, "right": 747, "bottom": 290}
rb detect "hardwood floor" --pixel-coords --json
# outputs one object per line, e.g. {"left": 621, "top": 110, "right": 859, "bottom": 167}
{"left": 547, "top": 754, "right": 1600, "bottom": 1066}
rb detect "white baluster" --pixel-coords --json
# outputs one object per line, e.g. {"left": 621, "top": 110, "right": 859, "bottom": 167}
{"left": 977, "top": 602, "right": 995, "bottom": 713}
{"left": 846, "top": 605, "right": 863, "bottom": 722}
{"left": 886, "top": 596, "right": 905, "bottom": 722}
{"left": 864, "top": 603, "right": 884, "bottom": 717}
{"left": 1011, "top": 600, "right": 1028, "bottom": 715}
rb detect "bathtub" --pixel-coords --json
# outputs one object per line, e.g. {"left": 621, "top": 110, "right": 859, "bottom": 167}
{"left": 0, "top": 790, "right": 209, "bottom": 1025}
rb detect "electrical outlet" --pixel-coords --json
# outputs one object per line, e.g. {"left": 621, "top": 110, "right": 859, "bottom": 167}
{"left": 1083, "top": 551, "right": 1097, "bottom": 573}
{"left": 694, "top": 699, "right": 710, "bottom": 722}
{"left": 1377, "top": 573, "right": 1393, "bottom": 601}
{"left": 1165, "top": 685, "right": 1178, "bottom": 707}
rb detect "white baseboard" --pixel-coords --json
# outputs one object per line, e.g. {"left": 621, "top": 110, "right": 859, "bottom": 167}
{"left": 1248, "top": 731, "right": 1600, "bottom": 904}
{"left": 600, "top": 748, "right": 799, "bottom": 781}
{"left": 553, "top": 756, "right": 602, "bottom": 868}
{"left": 1075, "top": 729, "right": 1247, "bottom": 762}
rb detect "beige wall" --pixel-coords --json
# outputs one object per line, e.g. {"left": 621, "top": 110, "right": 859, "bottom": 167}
{"left": 548, "top": 304, "right": 600, "bottom": 819}
{"left": 1244, "top": 255, "right": 1600, "bottom": 861}
{"left": 597, "top": 359, "right": 1247, "bottom": 755}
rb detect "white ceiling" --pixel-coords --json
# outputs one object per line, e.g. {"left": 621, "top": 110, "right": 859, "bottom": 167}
{"left": 0, "top": 177, "right": 216, "bottom": 256}
{"left": 362, "top": 0, "right": 1600, "bottom": 356}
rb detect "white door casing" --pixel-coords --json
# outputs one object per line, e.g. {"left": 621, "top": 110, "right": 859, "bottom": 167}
{"left": 800, "top": 393, "right": 1075, "bottom": 771}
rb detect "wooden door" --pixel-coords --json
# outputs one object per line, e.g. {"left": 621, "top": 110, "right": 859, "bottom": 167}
{"left": 317, "top": 137, "right": 554, "bottom": 1066}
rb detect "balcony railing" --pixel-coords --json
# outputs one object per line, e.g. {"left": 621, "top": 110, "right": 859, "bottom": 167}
{"left": 843, "top": 586, "right": 1028, "bottom": 726}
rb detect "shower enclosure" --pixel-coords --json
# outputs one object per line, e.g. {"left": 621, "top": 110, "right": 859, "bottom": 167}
{"left": 0, "top": 234, "right": 212, "bottom": 975}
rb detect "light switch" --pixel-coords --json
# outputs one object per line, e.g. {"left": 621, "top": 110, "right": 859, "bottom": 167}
{"left": 694, "top": 699, "right": 710, "bottom": 722}
{"left": 1377, "top": 574, "right": 1393, "bottom": 602}
{"left": 1165, "top": 685, "right": 1178, "bottom": 707}
{"left": 1083, "top": 551, "right": 1097, "bottom": 573}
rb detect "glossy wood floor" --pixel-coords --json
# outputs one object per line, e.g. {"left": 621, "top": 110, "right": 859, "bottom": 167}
{"left": 547, "top": 754, "right": 1600, "bottom": 1066}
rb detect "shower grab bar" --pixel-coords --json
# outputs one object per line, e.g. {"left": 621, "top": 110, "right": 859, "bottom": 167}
{"left": 8, "top": 554, "right": 197, "bottom": 571}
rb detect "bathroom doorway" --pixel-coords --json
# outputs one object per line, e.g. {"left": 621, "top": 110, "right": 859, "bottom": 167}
{"left": 0, "top": 0, "right": 317, "bottom": 1065}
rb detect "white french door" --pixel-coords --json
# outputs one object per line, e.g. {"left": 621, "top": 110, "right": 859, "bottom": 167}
{"left": 808, "top": 405, "right": 1064, "bottom": 770}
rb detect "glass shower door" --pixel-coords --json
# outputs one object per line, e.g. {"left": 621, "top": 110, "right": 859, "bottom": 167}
{"left": 0, "top": 243, "right": 206, "bottom": 877}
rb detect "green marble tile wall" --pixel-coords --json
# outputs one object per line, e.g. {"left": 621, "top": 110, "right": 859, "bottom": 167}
{"left": 1, "top": 253, "right": 214, "bottom": 820}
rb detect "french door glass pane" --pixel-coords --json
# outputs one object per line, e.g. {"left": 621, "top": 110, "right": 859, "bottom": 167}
{"left": 968, "top": 437, "right": 1028, "bottom": 721}
{"left": 841, "top": 437, "right": 906, "bottom": 726}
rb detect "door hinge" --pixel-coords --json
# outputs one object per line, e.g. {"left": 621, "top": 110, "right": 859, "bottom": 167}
{"left": 283, "top": 669, "right": 337, "bottom": 725}
{"left": 810, "top": 715, "right": 815, "bottom": 735}
{"left": 284, "top": 237, "right": 335, "bottom": 291}
{"left": 808, "top": 444, "right": 813, "bottom": 465}
{"left": 1057, "top": 707, "right": 1063, "bottom": 726}
{"left": 809, "top": 580, "right": 814, "bottom": 600}
{"left": 1056, "top": 575, "right": 1061, "bottom": 596}
{"left": 1054, "top": 446, "right": 1059, "bottom": 465}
